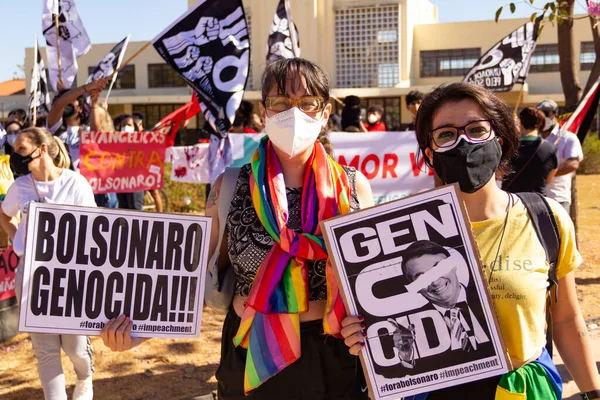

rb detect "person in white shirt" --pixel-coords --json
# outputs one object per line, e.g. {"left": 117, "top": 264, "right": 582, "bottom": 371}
{"left": 537, "top": 99, "right": 584, "bottom": 215}
{"left": 0, "top": 127, "right": 96, "bottom": 400}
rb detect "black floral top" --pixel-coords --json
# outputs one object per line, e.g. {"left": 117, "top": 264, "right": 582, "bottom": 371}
{"left": 226, "top": 164, "right": 360, "bottom": 301}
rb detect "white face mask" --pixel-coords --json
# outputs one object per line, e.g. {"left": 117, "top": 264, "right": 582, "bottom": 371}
{"left": 543, "top": 115, "right": 556, "bottom": 131}
{"left": 367, "top": 114, "right": 379, "bottom": 124}
{"left": 121, "top": 125, "right": 135, "bottom": 133}
{"left": 265, "top": 107, "right": 324, "bottom": 158}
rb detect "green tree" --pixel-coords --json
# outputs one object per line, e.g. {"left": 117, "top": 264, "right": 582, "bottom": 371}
{"left": 496, "top": 0, "right": 600, "bottom": 111}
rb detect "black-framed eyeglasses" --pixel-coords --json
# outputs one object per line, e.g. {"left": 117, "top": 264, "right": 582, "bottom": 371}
{"left": 264, "top": 96, "right": 326, "bottom": 113}
{"left": 430, "top": 120, "right": 494, "bottom": 149}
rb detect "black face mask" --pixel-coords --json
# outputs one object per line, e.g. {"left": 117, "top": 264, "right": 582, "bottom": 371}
{"left": 432, "top": 138, "right": 502, "bottom": 193}
{"left": 10, "top": 148, "right": 40, "bottom": 177}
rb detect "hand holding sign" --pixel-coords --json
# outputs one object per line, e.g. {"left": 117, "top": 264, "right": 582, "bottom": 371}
{"left": 101, "top": 315, "right": 148, "bottom": 352}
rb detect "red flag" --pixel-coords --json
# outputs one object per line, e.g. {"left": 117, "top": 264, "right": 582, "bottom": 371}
{"left": 152, "top": 95, "right": 201, "bottom": 147}
{"left": 562, "top": 77, "right": 600, "bottom": 143}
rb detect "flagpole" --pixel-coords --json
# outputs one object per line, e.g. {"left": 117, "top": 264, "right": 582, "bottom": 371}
{"left": 32, "top": 36, "right": 38, "bottom": 127}
{"left": 108, "top": 41, "right": 153, "bottom": 81}
{"left": 54, "top": 0, "right": 63, "bottom": 89}
{"left": 513, "top": 84, "right": 526, "bottom": 114}
{"left": 103, "top": 34, "right": 131, "bottom": 107}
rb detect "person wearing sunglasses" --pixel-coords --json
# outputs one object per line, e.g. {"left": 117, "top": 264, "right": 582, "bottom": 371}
{"left": 341, "top": 83, "right": 599, "bottom": 399}
{"left": 101, "top": 58, "right": 374, "bottom": 399}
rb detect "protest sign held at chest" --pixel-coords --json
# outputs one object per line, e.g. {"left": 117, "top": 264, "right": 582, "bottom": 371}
{"left": 321, "top": 185, "right": 509, "bottom": 400}
{"left": 19, "top": 203, "right": 211, "bottom": 338}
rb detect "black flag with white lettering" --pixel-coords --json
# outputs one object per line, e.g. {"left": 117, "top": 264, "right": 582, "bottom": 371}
{"left": 463, "top": 17, "right": 541, "bottom": 92}
{"left": 152, "top": 0, "right": 249, "bottom": 138}
{"left": 29, "top": 42, "right": 51, "bottom": 118}
{"left": 87, "top": 35, "right": 129, "bottom": 83}
{"left": 266, "top": 0, "right": 300, "bottom": 65}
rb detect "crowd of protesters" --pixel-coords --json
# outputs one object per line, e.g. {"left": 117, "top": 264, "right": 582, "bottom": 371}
{"left": 0, "top": 56, "right": 594, "bottom": 400}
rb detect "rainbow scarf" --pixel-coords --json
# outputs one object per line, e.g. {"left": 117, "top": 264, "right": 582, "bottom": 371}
{"left": 232, "top": 136, "right": 351, "bottom": 393}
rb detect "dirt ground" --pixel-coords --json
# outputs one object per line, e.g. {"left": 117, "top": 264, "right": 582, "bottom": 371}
{"left": 1, "top": 175, "right": 599, "bottom": 400}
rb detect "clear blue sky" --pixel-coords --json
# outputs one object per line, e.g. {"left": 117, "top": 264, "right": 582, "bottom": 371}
{"left": 0, "top": 0, "right": 588, "bottom": 83}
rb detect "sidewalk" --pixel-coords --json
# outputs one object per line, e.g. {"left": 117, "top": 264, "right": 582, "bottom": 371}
{"left": 556, "top": 324, "right": 600, "bottom": 399}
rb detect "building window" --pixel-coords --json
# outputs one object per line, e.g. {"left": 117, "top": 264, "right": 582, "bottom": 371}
{"left": 148, "top": 64, "right": 187, "bottom": 88}
{"left": 377, "top": 30, "right": 397, "bottom": 43}
{"left": 530, "top": 44, "right": 560, "bottom": 73}
{"left": 378, "top": 64, "right": 399, "bottom": 87}
{"left": 420, "top": 48, "right": 480, "bottom": 77}
{"left": 88, "top": 65, "right": 135, "bottom": 89}
{"left": 581, "top": 42, "right": 596, "bottom": 71}
{"left": 335, "top": 5, "right": 400, "bottom": 88}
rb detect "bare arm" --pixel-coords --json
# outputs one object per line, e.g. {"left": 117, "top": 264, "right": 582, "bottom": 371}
{"left": 555, "top": 158, "right": 580, "bottom": 177}
{"left": 552, "top": 271, "right": 600, "bottom": 392}
{"left": 0, "top": 206, "right": 17, "bottom": 240}
{"left": 354, "top": 171, "right": 374, "bottom": 209}
{"left": 47, "top": 79, "right": 108, "bottom": 129}
{"left": 546, "top": 168, "right": 558, "bottom": 185}
{"left": 89, "top": 90, "right": 104, "bottom": 132}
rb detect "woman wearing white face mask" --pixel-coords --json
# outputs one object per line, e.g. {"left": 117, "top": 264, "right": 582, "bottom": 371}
{"left": 100, "top": 58, "right": 374, "bottom": 399}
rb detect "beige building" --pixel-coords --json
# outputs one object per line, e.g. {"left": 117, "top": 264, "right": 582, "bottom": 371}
{"left": 2, "top": 0, "right": 597, "bottom": 131}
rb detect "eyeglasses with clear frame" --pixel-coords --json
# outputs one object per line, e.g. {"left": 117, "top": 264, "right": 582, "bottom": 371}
{"left": 264, "top": 96, "right": 326, "bottom": 114}
{"left": 430, "top": 120, "right": 495, "bottom": 151}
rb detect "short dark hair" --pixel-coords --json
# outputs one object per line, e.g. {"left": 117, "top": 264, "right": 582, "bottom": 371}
{"left": 368, "top": 105, "right": 384, "bottom": 115}
{"left": 8, "top": 108, "right": 27, "bottom": 124}
{"left": 132, "top": 112, "right": 144, "bottom": 122}
{"left": 519, "top": 107, "right": 544, "bottom": 131}
{"left": 415, "top": 83, "right": 519, "bottom": 179}
{"left": 114, "top": 114, "right": 133, "bottom": 129}
{"left": 261, "top": 58, "right": 330, "bottom": 104}
{"left": 401, "top": 240, "right": 450, "bottom": 282}
{"left": 406, "top": 91, "right": 425, "bottom": 106}
{"left": 261, "top": 58, "right": 334, "bottom": 156}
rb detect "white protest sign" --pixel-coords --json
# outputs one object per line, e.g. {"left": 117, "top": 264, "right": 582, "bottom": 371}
{"left": 167, "top": 132, "right": 435, "bottom": 204}
{"left": 321, "top": 185, "right": 509, "bottom": 399}
{"left": 19, "top": 203, "right": 211, "bottom": 338}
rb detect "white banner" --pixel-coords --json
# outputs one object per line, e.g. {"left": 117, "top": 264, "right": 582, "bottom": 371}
{"left": 19, "top": 203, "right": 211, "bottom": 338}
{"left": 167, "top": 132, "right": 435, "bottom": 204}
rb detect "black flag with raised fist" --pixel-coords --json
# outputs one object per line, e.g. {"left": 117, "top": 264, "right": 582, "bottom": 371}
{"left": 463, "top": 17, "right": 541, "bottom": 92}
{"left": 266, "top": 0, "right": 300, "bottom": 65}
{"left": 151, "top": 0, "right": 249, "bottom": 137}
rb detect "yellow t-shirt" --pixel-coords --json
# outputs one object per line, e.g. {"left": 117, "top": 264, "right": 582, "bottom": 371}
{"left": 471, "top": 197, "right": 582, "bottom": 363}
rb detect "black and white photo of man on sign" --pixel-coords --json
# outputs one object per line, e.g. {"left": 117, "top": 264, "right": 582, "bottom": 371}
{"left": 389, "top": 240, "right": 490, "bottom": 369}
{"left": 321, "top": 185, "right": 509, "bottom": 399}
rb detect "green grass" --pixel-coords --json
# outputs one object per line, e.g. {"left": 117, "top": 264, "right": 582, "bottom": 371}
{"left": 163, "top": 163, "right": 207, "bottom": 214}
{"left": 580, "top": 133, "right": 600, "bottom": 174}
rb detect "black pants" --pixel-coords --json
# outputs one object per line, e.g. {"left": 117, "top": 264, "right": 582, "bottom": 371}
{"left": 217, "top": 309, "right": 369, "bottom": 400}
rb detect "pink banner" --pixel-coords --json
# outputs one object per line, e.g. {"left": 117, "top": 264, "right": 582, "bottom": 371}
{"left": 0, "top": 246, "right": 18, "bottom": 302}
{"left": 79, "top": 131, "right": 166, "bottom": 194}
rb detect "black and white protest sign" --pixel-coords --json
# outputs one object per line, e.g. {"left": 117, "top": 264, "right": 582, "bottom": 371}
{"left": 29, "top": 40, "right": 51, "bottom": 118}
{"left": 321, "top": 185, "right": 509, "bottom": 399}
{"left": 152, "top": 0, "right": 249, "bottom": 137}
{"left": 87, "top": 35, "right": 130, "bottom": 83}
{"left": 19, "top": 203, "right": 211, "bottom": 338}
{"left": 266, "top": 0, "right": 300, "bottom": 65}
{"left": 463, "top": 17, "right": 541, "bottom": 91}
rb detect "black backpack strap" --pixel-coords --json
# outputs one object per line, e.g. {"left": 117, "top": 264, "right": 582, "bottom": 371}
{"left": 516, "top": 192, "right": 562, "bottom": 358}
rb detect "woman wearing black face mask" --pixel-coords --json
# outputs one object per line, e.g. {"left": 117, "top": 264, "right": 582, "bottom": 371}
{"left": 341, "top": 83, "right": 600, "bottom": 399}
{"left": 0, "top": 127, "right": 96, "bottom": 400}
